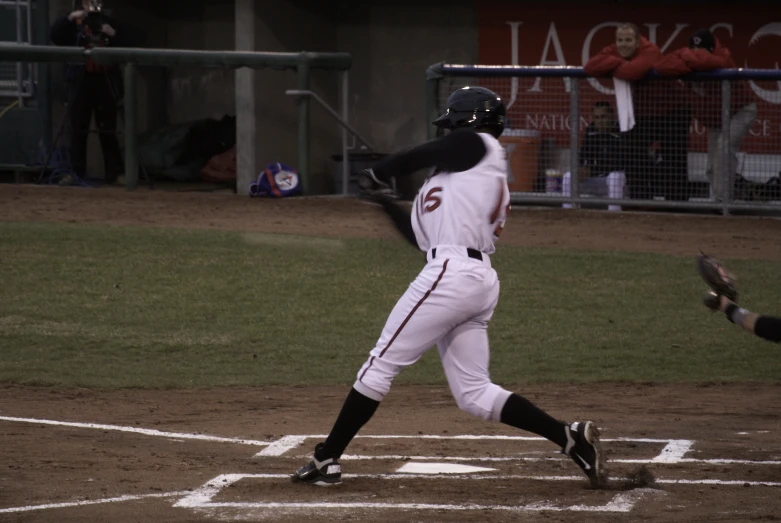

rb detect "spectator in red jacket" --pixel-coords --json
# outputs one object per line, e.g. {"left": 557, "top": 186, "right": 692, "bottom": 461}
{"left": 584, "top": 23, "right": 661, "bottom": 83}
{"left": 656, "top": 29, "right": 757, "bottom": 202}
{"left": 585, "top": 23, "right": 692, "bottom": 201}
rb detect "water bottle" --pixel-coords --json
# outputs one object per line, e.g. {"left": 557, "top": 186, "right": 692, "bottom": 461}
{"left": 545, "top": 169, "right": 562, "bottom": 194}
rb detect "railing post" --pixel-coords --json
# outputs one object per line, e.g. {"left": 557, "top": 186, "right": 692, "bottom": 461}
{"left": 340, "top": 70, "right": 349, "bottom": 195}
{"left": 15, "top": 0, "right": 23, "bottom": 107}
{"left": 235, "top": 0, "right": 256, "bottom": 196}
{"left": 123, "top": 62, "right": 137, "bottom": 190}
{"left": 425, "top": 62, "right": 444, "bottom": 141}
{"left": 35, "top": 0, "right": 52, "bottom": 151}
{"left": 297, "top": 58, "right": 311, "bottom": 193}
{"left": 569, "top": 77, "right": 580, "bottom": 208}
{"left": 721, "top": 79, "right": 732, "bottom": 216}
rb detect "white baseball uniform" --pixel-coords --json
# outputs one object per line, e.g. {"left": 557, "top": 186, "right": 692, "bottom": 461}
{"left": 353, "top": 132, "right": 513, "bottom": 421}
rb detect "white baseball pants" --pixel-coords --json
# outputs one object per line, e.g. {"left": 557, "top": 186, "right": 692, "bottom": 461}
{"left": 353, "top": 245, "right": 512, "bottom": 421}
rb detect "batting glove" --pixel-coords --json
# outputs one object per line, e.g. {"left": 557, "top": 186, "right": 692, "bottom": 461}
{"left": 356, "top": 168, "right": 399, "bottom": 202}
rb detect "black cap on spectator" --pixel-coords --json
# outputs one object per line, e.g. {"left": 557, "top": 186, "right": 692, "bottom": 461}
{"left": 689, "top": 29, "right": 716, "bottom": 52}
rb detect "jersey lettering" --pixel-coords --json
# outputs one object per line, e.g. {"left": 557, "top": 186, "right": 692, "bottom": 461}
{"left": 411, "top": 133, "right": 508, "bottom": 254}
{"left": 421, "top": 187, "right": 443, "bottom": 214}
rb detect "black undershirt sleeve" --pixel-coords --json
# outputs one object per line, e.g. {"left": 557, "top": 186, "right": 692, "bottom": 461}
{"left": 754, "top": 315, "right": 781, "bottom": 343}
{"left": 370, "top": 129, "right": 489, "bottom": 250}
{"left": 379, "top": 198, "right": 418, "bottom": 248}
{"left": 372, "top": 129, "right": 488, "bottom": 181}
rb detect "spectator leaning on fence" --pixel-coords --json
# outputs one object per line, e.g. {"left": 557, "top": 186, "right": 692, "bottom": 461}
{"left": 50, "top": 0, "right": 125, "bottom": 186}
{"left": 585, "top": 23, "right": 691, "bottom": 201}
{"left": 656, "top": 29, "right": 757, "bottom": 203}
{"left": 562, "top": 101, "right": 626, "bottom": 211}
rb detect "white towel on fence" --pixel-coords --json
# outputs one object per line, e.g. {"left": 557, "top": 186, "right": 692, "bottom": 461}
{"left": 613, "top": 78, "right": 635, "bottom": 132}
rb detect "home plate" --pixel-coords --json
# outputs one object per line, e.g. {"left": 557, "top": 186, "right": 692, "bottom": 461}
{"left": 396, "top": 462, "right": 497, "bottom": 474}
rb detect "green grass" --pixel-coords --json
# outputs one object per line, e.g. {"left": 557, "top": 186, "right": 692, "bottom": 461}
{"left": 1, "top": 221, "right": 780, "bottom": 388}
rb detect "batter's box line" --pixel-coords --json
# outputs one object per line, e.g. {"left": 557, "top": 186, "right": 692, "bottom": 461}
{"left": 0, "top": 416, "right": 272, "bottom": 447}
{"left": 329, "top": 454, "right": 781, "bottom": 466}
{"left": 173, "top": 473, "right": 661, "bottom": 514}
{"left": 0, "top": 491, "right": 190, "bottom": 515}
{"left": 255, "top": 434, "right": 695, "bottom": 463}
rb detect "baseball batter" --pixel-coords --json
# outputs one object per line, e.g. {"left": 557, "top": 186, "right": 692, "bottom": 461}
{"left": 293, "top": 86, "right": 606, "bottom": 488}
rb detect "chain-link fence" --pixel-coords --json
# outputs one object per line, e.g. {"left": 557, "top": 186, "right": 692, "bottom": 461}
{"left": 427, "top": 64, "right": 781, "bottom": 214}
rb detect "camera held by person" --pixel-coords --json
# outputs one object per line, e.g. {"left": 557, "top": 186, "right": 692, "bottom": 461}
{"left": 83, "top": 1, "right": 108, "bottom": 43}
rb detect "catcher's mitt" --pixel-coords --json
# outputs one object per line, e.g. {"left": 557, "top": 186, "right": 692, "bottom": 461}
{"left": 356, "top": 168, "right": 399, "bottom": 202}
{"left": 696, "top": 251, "right": 738, "bottom": 302}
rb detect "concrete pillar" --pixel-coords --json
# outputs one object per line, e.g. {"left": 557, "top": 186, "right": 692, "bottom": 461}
{"left": 235, "top": 0, "right": 256, "bottom": 194}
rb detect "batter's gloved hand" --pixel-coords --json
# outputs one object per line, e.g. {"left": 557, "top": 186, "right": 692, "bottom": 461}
{"left": 356, "top": 168, "right": 399, "bottom": 202}
{"left": 696, "top": 251, "right": 738, "bottom": 302}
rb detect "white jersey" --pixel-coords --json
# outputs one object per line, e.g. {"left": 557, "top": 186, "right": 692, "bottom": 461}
{"left": 411, "top": 132, "right": 510, "bottom": 255}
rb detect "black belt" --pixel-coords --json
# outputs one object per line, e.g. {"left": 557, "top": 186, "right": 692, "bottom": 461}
{"left": 431, "top": 247, "right": 483, "bottom": 261}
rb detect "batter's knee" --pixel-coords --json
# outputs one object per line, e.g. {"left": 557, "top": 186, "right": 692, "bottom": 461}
{"left": 455, "top": 383, "right": 512, "bottom": 421}
{"left": 354, "top": 356, "right": 401, "bottom": 402}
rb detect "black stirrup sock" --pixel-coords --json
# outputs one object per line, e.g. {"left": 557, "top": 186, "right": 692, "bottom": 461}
{"left": 316, "top": 387, "right": 380, "bottom": 460}
{"left": 500, "top": 393, "right": 567, "bottom": 448}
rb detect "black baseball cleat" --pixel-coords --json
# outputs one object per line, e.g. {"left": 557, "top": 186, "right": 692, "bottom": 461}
{"left": 562, "top": 421, "right": 607, "bottom": 488}
{"left": 291, "top": 443, "right": 342, "bottom": 486}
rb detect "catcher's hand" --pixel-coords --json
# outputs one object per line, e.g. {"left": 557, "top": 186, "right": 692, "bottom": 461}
{"left": 696, "top": 251, "right": 738, "bottom": 302}
{"left": 702, "top": 289, "right": 722, "bottom": 312}
{"left": 356, "top": 168, "right": 399, "bottom": 202}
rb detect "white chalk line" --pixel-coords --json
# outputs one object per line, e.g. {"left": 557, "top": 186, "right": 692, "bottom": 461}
{"left": 4, "top": 473, "right": 778, "bottom": 516}
{"left": 253, "top": 434, "right": 775, "bottom": 466}
{"left": 255, "top": 435, "right": 308, "bottom": 456}
{"left": 175, "top": 473, "right": 658, "bottom": 513}
{"left": 254, "top": 434, "right": 694, "bottom": 458}
{"left": 173, "top": 472, "right": 781, "bottom": 514}
{"left": 1, "top": 416, "right": 775, "bottom": 517}
{"left": 0, "top": 418, "right": 691, "bottom": 460}
{"left": 1, "top": 418, "right": 775, "bottom": 466}
{"left": 183, "top": 498, "right": 646, "bottom": 513}
{"left": 0, "top": 416, "right": 271, "bottom": 447}
{"left": 332, "top": 454, "right": 781, "bottom": 466}
{"left": 0, "top": 491, "right": 189, "bottom": 514}
{"left": 654, "top": 440, "right": 694, "bottom": 462}
{"left": 346, "top": 454, "right": 781, "bottom": 465}
{"left": 257, "top": 434, "right": 686, "bottom": 442}
{"left": 253, "top": 434, "right": 565, "bottom": 458}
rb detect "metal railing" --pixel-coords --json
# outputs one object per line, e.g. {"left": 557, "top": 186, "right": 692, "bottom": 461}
{"left": 0, "top": 0, "right": 34, "bottom": 104}
{"left": 427, "top": 63, "right": 781, "bottom": 214}
{"left": 0, "top": 43, "right": 352, "bottom": 190}
{"left": 285, "top": 88, "right": 374, "bottom": 195}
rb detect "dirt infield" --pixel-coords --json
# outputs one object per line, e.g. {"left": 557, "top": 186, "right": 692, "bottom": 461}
{"left": 3, "top": 185, "right": 781, "bottom": 260}
{"left": 1, "top": 185, "right": 781, "bottom": 522}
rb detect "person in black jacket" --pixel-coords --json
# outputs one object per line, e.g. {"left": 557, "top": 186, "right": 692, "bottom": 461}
{"left": 50, "top": 0, "right": 124, "bottom": 185}
{"left": 562, "top": 101, "right": 627, "bottom": 211}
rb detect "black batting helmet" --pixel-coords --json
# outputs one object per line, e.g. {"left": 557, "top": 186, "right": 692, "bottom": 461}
{"left": 433, "top": 86, "right": 506, "bottom": 138}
